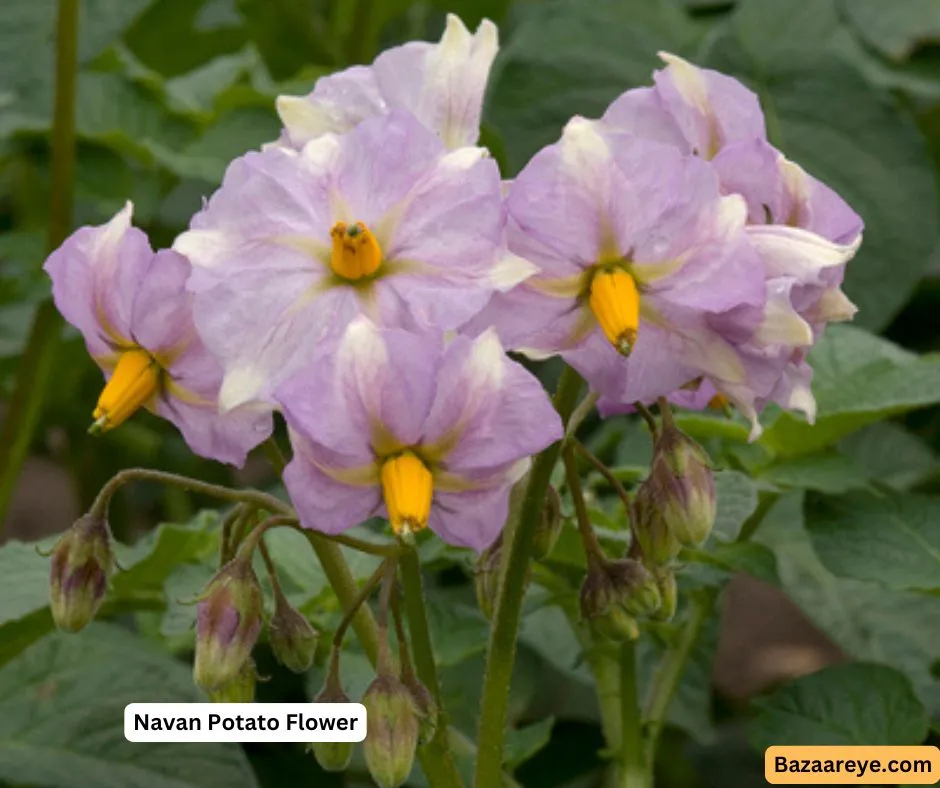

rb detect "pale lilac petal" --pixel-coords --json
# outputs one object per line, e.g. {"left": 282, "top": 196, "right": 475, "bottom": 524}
{"left": 429, "top": 484, "right": 514, "bottom": 552}
{"left": 284, "top": 430, "right": 383, "bottom": 534}
{"left": 600, "top": 87, "right": 689, "bottom": 150}
{"left": 44, "top": 202, "right": 151, "bottom": 357}
{"left": 276, "top": 67, "right": 385, "bottom": 149}
{"left": 424, "top": 331, "right": 562, "bottom": 471}
{"left": 373, "top": 15, "right": 498, "bottom": 149}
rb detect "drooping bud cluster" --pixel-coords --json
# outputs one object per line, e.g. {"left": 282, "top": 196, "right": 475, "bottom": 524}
{"left": 193, "top": 557, "right": 264, "bottom": 691}
{"left": 580, "top": 559, "right": 661, "bottom": 642}
{"left": 208, "top": 658, "right": 258, "bottom": 703}
{"left": 362, "top": 674, "right": 421, "bottom": 788}
{"left": 49, "top": 513, "right": 114, "bottom": 633}
{"left": 309, "top": 654, "right": 355, "bottom": 772}
{"left": 268, "top": 587, "right": 319, "bottom": 674}
{"left": 634, "top": 420, "right": 716, "bottom": 557}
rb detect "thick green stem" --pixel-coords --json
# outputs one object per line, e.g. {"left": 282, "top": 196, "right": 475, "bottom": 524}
{"left": 400, "top": 548, "right": 464, "bottom": 788}
{"left": 473, "top": 366, "right": 584, "bottom": 788}
{"left": 0, "top": 0, "right": 79, "bottom": 531}
{"left": 642, "top": 591, "right": 714, "bottom": 768}
{"left": 620, "top": 641, "right": 647, "bottom": 788}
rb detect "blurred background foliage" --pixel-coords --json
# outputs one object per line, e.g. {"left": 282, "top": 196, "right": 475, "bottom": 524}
{"left": 2, "top": 1, "right": 940, "bottom": 787}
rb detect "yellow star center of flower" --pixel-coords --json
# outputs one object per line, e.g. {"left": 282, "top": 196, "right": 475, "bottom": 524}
{"left": 588, "top": 267, "right": 640, "bottom": 356}
{"left": 329, "top": 221, "right": 382, "bottom": 280}
{"left": 380, "top": 451, "right": 433, "bottom": 540}
{"left": 90, "top": 348, "right": 161, "bottom": 434}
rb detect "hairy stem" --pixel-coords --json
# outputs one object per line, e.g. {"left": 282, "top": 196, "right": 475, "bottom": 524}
{"left": 620, "top": 641, "right": 647, "bottom": 788}
{"left": 563, "top": 445, "right": 605, "bottom": 569}
{"left": 0, "top": 0, "right": 79, "bottom": 531}
{"left": 473, "top": 366, "right": 584, "bottom": 788}
{"left": 400, "top": 547, "right": 464, "bottom": 788}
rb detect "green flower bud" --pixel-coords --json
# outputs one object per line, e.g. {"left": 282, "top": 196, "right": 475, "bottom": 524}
{"left": 403, "top": 673, "right": 438, "bottom": 745}
{"left": 651, "top": 567, "right": 678, "bottom": 622}
{"left": 209, "top": 658, "right": 257, "bottom": 702}
{"left": 642, "top": 424, "right": 716, "bottom": 548}
{"left": 269, "top": 588, "right": 318, "bottom": 674}
{"left": 49, "top": 513, "right": 114, "bottom": 633}
{"left": 531, "top": 485, "right": 562, "bottom": 560}
{"left": 580, "top": 559, "right": 661, "bottom": 641}
{"left": 309, "top": 669, "right": 354, "bottom": 771}
{"left": 193, "top": 558, "right": 263, "bottom": 691}
{"left": 362, "top": 675, "right": 419, "bottom": 788}
{"left": 474, "top": 534, "right": 503, "bottom": 621}
{"left": 633, "top": 481, "right": 683, "bottom": 564}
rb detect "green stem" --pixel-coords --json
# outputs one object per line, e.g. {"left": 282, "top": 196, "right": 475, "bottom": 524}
{"left": 90, "top": 468, "right": 291, "bottom": 518}
{"left": 261, "top": 437, "right": 287, "bottom": 476}
{"left": 0, "top": 0, "right": 79, "bottom": 532}
{"left": 400, "top": 547, "right": 464, "bottom": 788}
{"left": 473, "top": 366, "right": 584, "bottom": 788}
{"left": 563, "top": 445, "right": 605, "bottom": 568}
{"left": 620, "top": 641, "right": 647, "bottom": 788}
{"left": 642, "top": 591, "right": 714, "bottom": 768}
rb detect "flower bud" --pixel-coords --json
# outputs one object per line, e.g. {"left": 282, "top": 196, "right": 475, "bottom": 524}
{"left": 580, "top": 559, "right": 661, "bottom": 641}
{"left": 209, "top": 658, "right": 257, "bottom": 702}
{"left": 403, "top": 673, "right": 438, "bottom": 745}
{"left": 633, "top": 481, "right": 682, "bottom": 564}
{"left": 362, "top": 675, "right": 419, "bottom": 788}
{"left": 651, "top": 567, "right": 678, "bottom": 621}
{"left": 642, "top": 424, "right": 716, "bottom": 548}
{"left": 269, "top": 589, "right": 318, "bottom": 674}
{"left": 49, "top": 513, "right": 113, "bottom": 633}
{"left": 193, "top": 558, "right": 263, "bottom": 691}
{"left": 474, "top": 534, "right": 503, "bottom": 621}
{"left": 532, "top": 485, "right": 563, "bottom": 560}
{"left": 309, "top": 668, "right": 354, "bottom": 771}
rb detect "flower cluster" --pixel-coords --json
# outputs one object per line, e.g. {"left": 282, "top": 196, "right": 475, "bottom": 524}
{"left": 44, "top": 19, "right": 861, "bottom": 551}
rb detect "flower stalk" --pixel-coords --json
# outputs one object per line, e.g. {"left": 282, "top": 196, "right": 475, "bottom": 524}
{"left": 473, "top": 365, "right": 584, "bottom": 788}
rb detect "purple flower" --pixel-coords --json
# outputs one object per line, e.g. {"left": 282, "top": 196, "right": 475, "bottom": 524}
{"left": 174, "top": 110, "right": 529, "bottom": 411}
{"left": 596, "top": 53, "right": 863, "bottom": 433}
{"left": 275, "top": 14, "right": 498, "bottom": 151}
{"left": 274, "top": 316, "right": 562, "bottom": 551}
{"left": 468, "top": 116, "right": 766, "bottom": 405}
{"left": 44, "top": 203, "right": 271, "bottom": 465}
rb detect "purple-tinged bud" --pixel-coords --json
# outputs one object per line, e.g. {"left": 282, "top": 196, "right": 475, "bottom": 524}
{"left": 651, "top": 567, "right": 678, "bottom": 622}
{"left": 532, "top": 485, "right": 562, "bottom": 560}
{"left": 403, "top": 673, "right": 438, "bottom": 745}
{"left": 193, "top": 557, "right": 263, "bottom": 691}
{"left": 269, "top": 588, "right": 318, "bottom": 674}
{"left": 633, "top": 480, "right": 683, "bottom": 564}
{"left": 309, "top": 671, "right": 354, "bottom": 771}
{"left": 641, "top": 424, "right": 716, "bottom": 548}
{"left": 49, "top": 513, "right": 113, "bottom": 633}
{"left": 362, "top": 675, "right": 420, "bottom": 788}
{"left": 474, "top": 533, "right": 503, "bottom": 621}
{"left": 580, "top": 559, "right": 661, "bottom": 641}
{"left": 209, "top": 658, "right": 257, "bottom": 703}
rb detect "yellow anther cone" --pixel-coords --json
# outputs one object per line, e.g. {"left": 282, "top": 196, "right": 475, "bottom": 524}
{"left": 330, "top": 222, "right": 382, "bottom": 280}
{"left": 91, "top": 348, "right": 160, "bottom": 433}
{"left": 588, "top": 269, "right": 640, "bottom": 356}
{"left": 381, "top": 452, "right": 433, "bottom": 538}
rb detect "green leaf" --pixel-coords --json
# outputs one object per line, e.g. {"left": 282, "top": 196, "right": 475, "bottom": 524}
{"left": 504, "top": 717, "right": 555, "bottom": 769}
{"left": 712, "top": 470, "right": 758, "bottom": 540}
{"left": 426, "top": 597, "right": 490, "bottom": 667}
{"left": 682, "top": 541, "right": 780, "bottom": 588}
{"left": 706, "top": 0, "right": 940, "bottom": 332}
{"left": 839, "top": 0, "right": 940, "bottom": 61}
{"left": 0, "top": 624, "right": 259, "bottom": 787}
{"left": 751, "top": 662, "right": 928, "bottom": 749}
{"left": 756, "top": 493, "right": 940, "bottom": 718}
{"left": 760, "top": 326, "right": 940, "bottom": 456}
{"left": 805, "top": 490, "right": 940, "bottom": 592}
{"left": 672, "top": 413, "right": 751, "bottom": 444}
{"left": 485, "top": 0, "right": 699, "bottom": 173}
{"left": 760, "top": 452, "right": 870, "bottom": 494}
{"left": 839, "top": 423, "right": 938, "bottom": 492}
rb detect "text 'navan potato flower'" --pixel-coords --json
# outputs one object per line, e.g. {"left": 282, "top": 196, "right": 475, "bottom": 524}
{"left": 275, "top": 317, "right": 562, "bottom": 551}
{"left": 175, "top": 110, "right": 529, "bottom": 412}
{"left": 44, "top": 203, "right": 270, "bottom": 465}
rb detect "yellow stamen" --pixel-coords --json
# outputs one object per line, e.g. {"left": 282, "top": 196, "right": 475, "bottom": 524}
{"left": 708, "top": 393, "right": 730, "bottom": 410}
{"left": 330, "top": 221, "right": 382, "bottom": 280}
{"left": 380, "top": 452, "right": 433, "bottom": 540}
{"left": 91, "top": 348, "right": 160, "bottom": 433}
{"left": 588, "top": 268, "right": 640, "bottom": 356}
